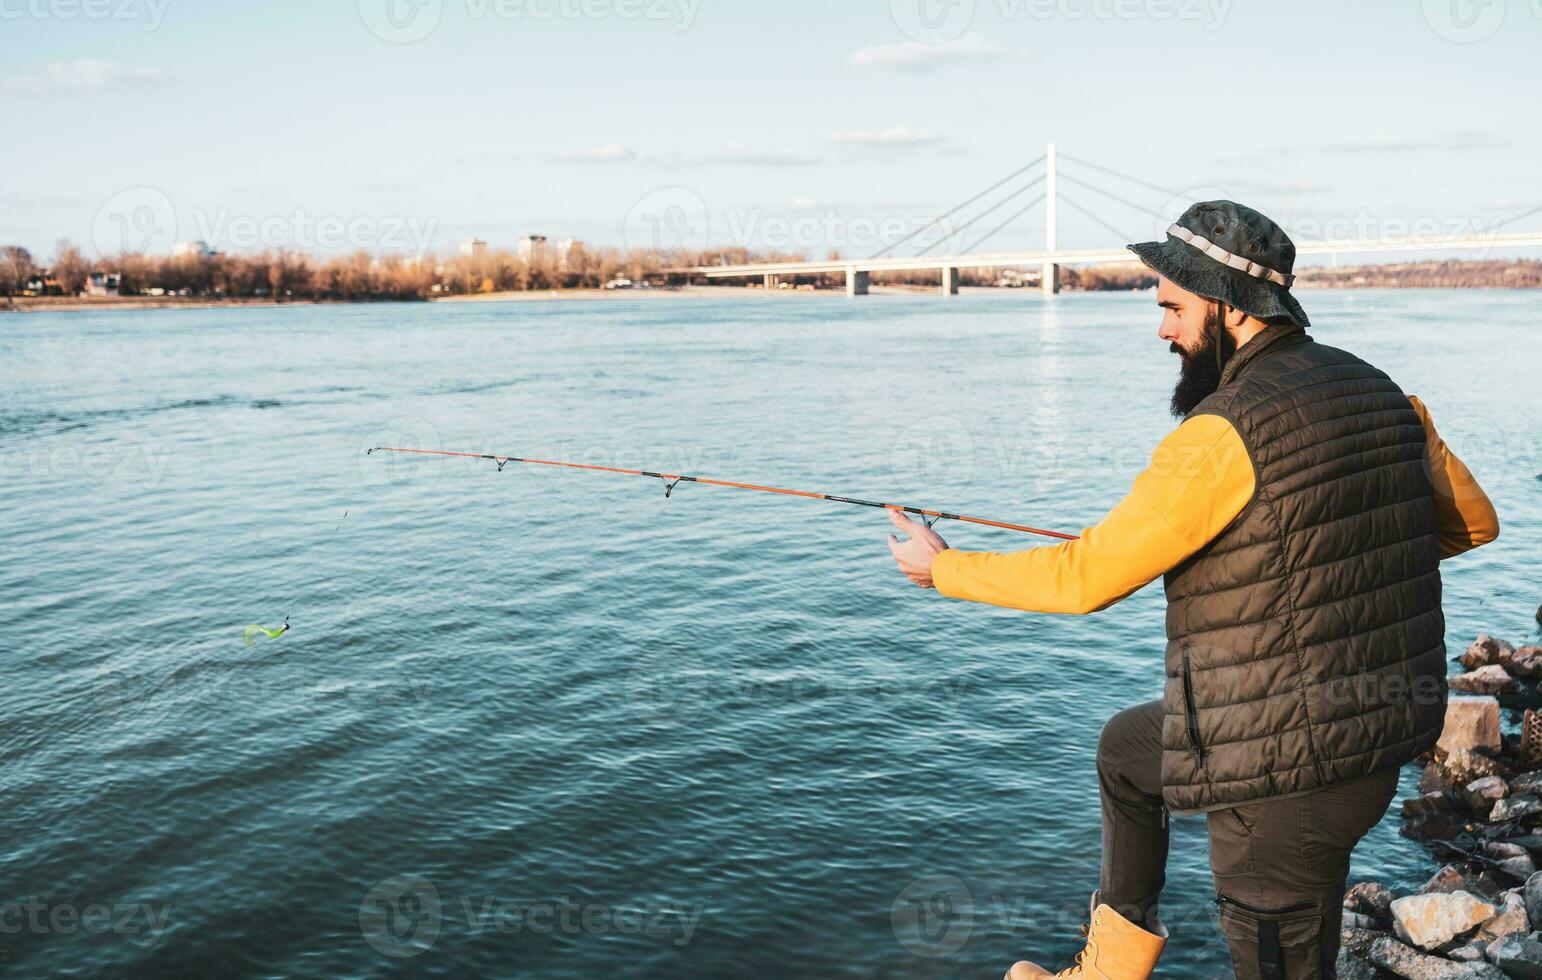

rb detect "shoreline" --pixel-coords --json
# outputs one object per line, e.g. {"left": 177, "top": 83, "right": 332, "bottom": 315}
{"left": 1339, "top": 627, "right": 1542, "bottom": 976}
{"left": 7, "top": 280, "right": 1542, "bottom": 314}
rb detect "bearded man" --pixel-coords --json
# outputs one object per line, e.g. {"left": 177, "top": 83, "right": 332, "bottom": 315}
{"left": 887, "top": 201, "right": 1500, "bottom": 979}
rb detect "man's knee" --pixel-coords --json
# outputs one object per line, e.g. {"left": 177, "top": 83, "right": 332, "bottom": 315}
{"left": 1097, "top": 700, "right": 1163, "bottom": 777}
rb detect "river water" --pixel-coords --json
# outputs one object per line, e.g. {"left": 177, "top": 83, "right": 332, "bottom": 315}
{"left": 3, "top": 289, "right": 1538, "bottom": 977}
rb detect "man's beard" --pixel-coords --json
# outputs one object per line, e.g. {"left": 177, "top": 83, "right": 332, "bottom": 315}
{"left": 1170, "top": 305, "right": 1233, "bottom": 418}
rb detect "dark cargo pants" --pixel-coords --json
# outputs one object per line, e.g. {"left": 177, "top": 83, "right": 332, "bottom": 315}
{"left": 1097, "top": 700, "right": 1398, "bottom": 979}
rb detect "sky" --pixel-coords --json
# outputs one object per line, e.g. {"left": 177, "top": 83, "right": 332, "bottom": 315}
{"left": 3, "top": 0, "right": 1540, "bottom": 265}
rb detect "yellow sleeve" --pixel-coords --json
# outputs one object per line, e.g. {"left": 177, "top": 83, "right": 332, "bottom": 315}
{"left": 1407, "top": 395, "right": 1500, "bottom": 558}
{"left": 931, "top": 415, "right": 1253, "bottom": 615}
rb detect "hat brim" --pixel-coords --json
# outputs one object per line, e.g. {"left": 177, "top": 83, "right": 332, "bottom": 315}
{"left": 1128, "top": 238, "right": 1309, "bottom": 329}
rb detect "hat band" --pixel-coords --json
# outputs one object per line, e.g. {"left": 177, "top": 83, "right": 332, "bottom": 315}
{"left": 1168, "top": 224, "right": 1294, "bottom": 288}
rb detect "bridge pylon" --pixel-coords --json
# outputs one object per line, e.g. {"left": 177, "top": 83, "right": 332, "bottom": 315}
{"left": 1042, "top": 141, "right": 1060, "bottom": 296}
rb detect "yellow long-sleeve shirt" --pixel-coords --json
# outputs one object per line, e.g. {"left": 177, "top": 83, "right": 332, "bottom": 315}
{"left": 932, "top": 397, "right": 1500, "bottom": 614}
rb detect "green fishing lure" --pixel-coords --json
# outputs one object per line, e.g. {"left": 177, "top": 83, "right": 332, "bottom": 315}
{"left": 242, "top": 621, "right": 289, "bottom": 645}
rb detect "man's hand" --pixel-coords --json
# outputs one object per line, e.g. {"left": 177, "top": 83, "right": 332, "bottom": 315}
{"left": 887, "top": 509, "right": 949, "bottom": 589}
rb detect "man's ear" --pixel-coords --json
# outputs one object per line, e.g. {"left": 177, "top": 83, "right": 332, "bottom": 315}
{"left": 1223, "top": 304, "right": 1251, "bottom": 331}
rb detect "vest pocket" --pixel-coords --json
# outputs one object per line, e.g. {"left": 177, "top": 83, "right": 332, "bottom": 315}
{"left": 1181, "top": 651, "right": 1207, "bottom": 767}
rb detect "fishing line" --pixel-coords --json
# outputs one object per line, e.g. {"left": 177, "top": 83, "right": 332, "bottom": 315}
{"left": 241, "top": 509, "right": 350, "bottom": 644}
{"left": 365, "top": 447, "right": 1078, "bottom": 541}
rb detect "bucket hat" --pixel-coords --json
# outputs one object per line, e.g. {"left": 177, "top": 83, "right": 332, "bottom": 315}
{"left": 1128, "top": 201, "right": 1309, "bottom": 329}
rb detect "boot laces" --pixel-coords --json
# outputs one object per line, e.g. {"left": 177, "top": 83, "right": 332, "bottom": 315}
{"left": 1055, "top": 923, "right": 1093, "bottom": 977}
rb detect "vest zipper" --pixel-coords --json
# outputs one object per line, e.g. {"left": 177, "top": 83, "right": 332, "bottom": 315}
{"left": 1182, "top": 651, "right": 1206, "bottom": 767}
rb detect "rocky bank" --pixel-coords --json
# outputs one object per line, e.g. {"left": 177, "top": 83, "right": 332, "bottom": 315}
{"left": 1338, "top": 631, "right": 1542, "bottom": 979}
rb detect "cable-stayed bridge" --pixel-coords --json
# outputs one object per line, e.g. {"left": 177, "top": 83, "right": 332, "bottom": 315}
{"left": 686, "top": 145, "right": 1542, "bottom": 296}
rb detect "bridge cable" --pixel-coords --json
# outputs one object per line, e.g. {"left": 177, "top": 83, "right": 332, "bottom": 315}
{"left": 1057, "top": 191, "right": 1136, "bottom": 244}
{"left": 912, "top": 174, "right": 1046, "bottom": 258}
{"left": 1492, "top": 204, "right": 1542, "bottom": 230}
{"left": 869, "top": 154, "right": 1046, "bottom": 260}
{"left": 959, "top": 194, "right": 1046, "bottom": 256}
{"left": 1057, "top": 153, "right": 1183, "bottom": 199}
{"left": 1057, "top": 171, "right": 1170, "bottom": 220}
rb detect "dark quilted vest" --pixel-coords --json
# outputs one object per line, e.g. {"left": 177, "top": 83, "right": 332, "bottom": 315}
{"left": 1161, "top": 323, "right": 1447, "bottom": 814}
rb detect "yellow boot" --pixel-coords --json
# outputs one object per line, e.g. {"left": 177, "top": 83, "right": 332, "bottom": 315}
{"left": 1005, "top": 894, "right": 1166, "bottom": 979}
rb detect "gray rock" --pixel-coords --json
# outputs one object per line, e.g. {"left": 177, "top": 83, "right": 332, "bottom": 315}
{"left": 1411, "top": 792, "right": 1463, "bottom": 818}
{"left": 1525, "top": 872, "right": 1542, "bottom": 929}
{"left": 1486, "top": 932, "right": 1542, "bottom": 978}
{"left": 1470, "top": 776, "right": 1513, "bottom": 813}
{"left": 1426, "top": 865, "right": 1504, "bottom": 901}
{"left": 1342, "top": 925, "right": 1389, "bottom": 956}
{"left": 1462, "top": 635, "right": 1516, "bottom": 671}
{"left": 1442, "top": 697, "right": 1505, "bottom": 756}
{"left": 1512, "top": 773, "right": 1542, "bottom": 797}
{"left": 1370, "top": 934, "right": 1507, "bottom": 978}
{"left": 1347, "top": 880, "right": 1396, "bottom": 918}
{"left": 1453, "top": 665, "right": 1520, "bottom": 697}
{"left": 1476, "top": 890, "right": 1530, "bottom": 942}
{"left": 1392, "top": 891, "right": 1499, "bottom": 950}
{"left": 1503, "top": 856, "right": 1539, "bottom": 881}
{"left": 1510, "top": 646, "right": 1542, "bottom": 679}
{"left": 1404, "top": 813, "right": 1473, "bottom": 842}
{"left": 1449, "top": 749, "right": 1515, "bottom": 783}
{"left": 1494, "top": 796, "right": 1542, "bottom": 823}
{"left": 1451, "top": 941, "right": 1489, "bottom": 962}
{"left": 1343, "top": 910, "right": 1380, "bottom": 930}
{"left": 1335, "top": 950, "right": 1377, "bottom": 980}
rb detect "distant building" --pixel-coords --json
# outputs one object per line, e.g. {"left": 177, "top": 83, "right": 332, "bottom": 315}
{"left": 172, "top": 240, "right": 216, "bottom": 260}
{"left": 85, "top": 272, "right": 122, "bottom": 297}
{"left": 556, "top": 238, "right": 584, "bottom": 271}
{"left": 24, "top": 271, "right": 62, "bottom": 296}
{"left": 517, "top": 235, "right": 550, "bottom": 265}
{"left": 460, "top": 238, "right": 488, "bottom": 259}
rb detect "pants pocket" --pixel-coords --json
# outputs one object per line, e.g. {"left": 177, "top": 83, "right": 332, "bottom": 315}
{"left": 1216, "top": 894, "right": 1323, "bottom": 980}
{"left": 1207, "top": 806, "right": 1258, "bottom": 879}
{"left": 1297, "top": 769, "right": 1398, "bottom": 868}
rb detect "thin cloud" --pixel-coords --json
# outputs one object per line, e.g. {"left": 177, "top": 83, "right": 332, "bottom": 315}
{"left": 3, "top": 59, "right": 175, "bottom": 96}
{"left": 850, "top": 33, "right": 1021, "bottom": 71}
{"left": 1226, "top": 132, "right": 1510, "bottom": 164}
{"left": 470, "top": 142, "right": 817, "bottom": 169}
{"left": 554, "top": 142, "right": 639, "bottom": 164}
{"left": 0, "top": 194, "right": 88, "bottom": 208}
{"left": 1319, "top": 133, "right": 1509, "bottom": 155}
{"left": 833, "top": 127, "right": 946, "bottom": 149}
{"left": 1221, "top": 178, "right": 1334, "bottom": 195}
{"left": 658, "top": 143, "right": 820, "bottom": 167}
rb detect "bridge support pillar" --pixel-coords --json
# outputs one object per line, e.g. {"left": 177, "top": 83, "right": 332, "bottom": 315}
{"left": 1041, "top": 262, "right": 1060, "bottom": 295}
{"left": 763, "top": 274, "right": 778, "bottom": 290}
{"left": 845, "top": 268, "right": 869, "bottom": 296}
{"left": 942, "top": 267, "right": 960, "bottom": 295}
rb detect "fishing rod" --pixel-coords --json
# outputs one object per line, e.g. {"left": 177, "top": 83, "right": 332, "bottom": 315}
{"left": 365, "top": 446, "right": 1079, "bottom": 541}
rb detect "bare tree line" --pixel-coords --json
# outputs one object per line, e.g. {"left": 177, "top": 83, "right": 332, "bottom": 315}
{"left": 4, "top": 239, "right": 1538, "bottom": 307}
